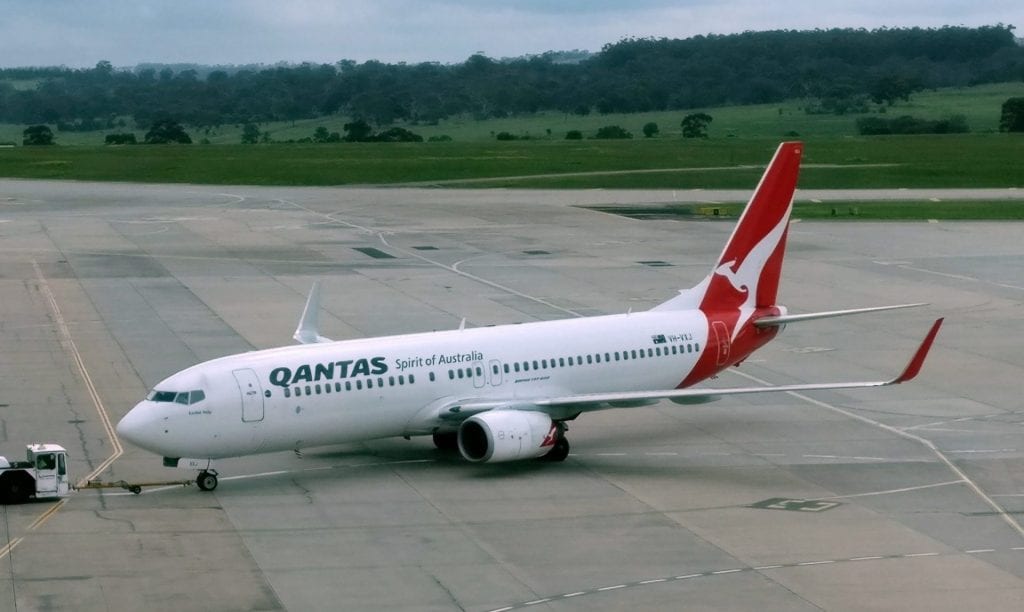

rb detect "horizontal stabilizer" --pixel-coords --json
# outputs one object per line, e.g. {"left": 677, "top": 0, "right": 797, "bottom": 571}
{"left": 293, "top": 281, "right": 333, "bottom": 344}
{"left": 754, "top": 303, "right": 927, "bottom": 327}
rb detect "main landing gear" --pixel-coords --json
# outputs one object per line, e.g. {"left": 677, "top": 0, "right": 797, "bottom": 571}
{"left": 543, "top": 435, "right": 570, "bottom": 462}
{"left": 432, "top": 431, "right": 459, "bottom": 451}
{"left": 196, "top": 470, "right": 218, "bottom": 491}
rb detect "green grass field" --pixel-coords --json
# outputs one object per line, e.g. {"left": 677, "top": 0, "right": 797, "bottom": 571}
{"left": 585, "top": 200, "right": 1024, "bottom": 221}
{"left": 1, "top": 134, "right": 1021, "bottom": 189}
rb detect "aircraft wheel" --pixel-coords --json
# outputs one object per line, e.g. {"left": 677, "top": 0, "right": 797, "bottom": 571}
{"left": 432, "top": 432, "right": 458, "bottom": 451}
{"left": 543, "top": 436, "right": 570, "bottom": 462}
{"left": 196, "top": 471, "right": 218, "bottom": 492}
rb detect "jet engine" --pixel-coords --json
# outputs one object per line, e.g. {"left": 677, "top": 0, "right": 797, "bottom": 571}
{"left": 457, "top": 410, "right": 556, "bottom": 463}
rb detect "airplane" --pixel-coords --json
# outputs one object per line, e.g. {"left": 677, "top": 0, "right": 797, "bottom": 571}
{"left": 116, "top": 142, "right": 943, "bottom": 492}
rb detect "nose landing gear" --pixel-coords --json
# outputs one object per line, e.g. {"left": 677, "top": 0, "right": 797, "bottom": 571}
{"left": 196, "top": 470, "right": 218, "bottom": 491}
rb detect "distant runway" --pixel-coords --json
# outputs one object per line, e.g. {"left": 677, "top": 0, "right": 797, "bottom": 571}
{"left": 1, "top": 179, "right": 1022, "bottom": 611}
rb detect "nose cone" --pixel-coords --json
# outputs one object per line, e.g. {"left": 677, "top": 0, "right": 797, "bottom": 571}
{"left": 117, "top": 403, "right": 159, "bottom": 451}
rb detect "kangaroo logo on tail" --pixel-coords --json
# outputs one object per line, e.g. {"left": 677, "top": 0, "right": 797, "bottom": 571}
{"left": 656, "top": 142, "right": 803, "bottom": 387}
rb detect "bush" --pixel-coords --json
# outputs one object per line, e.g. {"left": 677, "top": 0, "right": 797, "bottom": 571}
{"left": 104, "top": 133, "right": 137, "bottom": 145}
{"left": 565, "top": 130, "right": 583, "bottom": 140}
{"left": 642, "top": 122, "right": 659, "bottom": 138}
{"left": 594, "top": 125, "right": 632, "bottom": 139}
{"left": 856, "top": 114, "right": 969, "bottom": 135}
{"left": 373, "top": 127, "right": 423, "bottom": 142}
{"left": 22, "top": 125, "right": 55, "bottom": 145}
{"left": 1000, "top": 97, "right": 1024, "bottom": 132}
{"left": 427, "top": 135, "right": 452, "bottom": 142}
{"left": 495, "top": 131, "right": 518, "bottom": 141}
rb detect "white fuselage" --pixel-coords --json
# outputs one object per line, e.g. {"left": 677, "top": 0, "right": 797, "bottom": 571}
{"left": 117, "top": 309, "right": 709, "bottom": 460}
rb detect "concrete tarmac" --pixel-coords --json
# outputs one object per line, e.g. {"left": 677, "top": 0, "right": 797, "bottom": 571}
{"left": 0, "top": 179, "right": 1022, "bottom": 611}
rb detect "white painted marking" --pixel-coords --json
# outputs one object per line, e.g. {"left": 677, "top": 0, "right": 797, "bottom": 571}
{"left": 814, "top": 480, "right": 963, "bottom": 501}
{"left": 639, "top": 579, "right": 667, "bottom": 584}
{"left": 712, "top": 569, "right": 743, "bottom": 574}
{"left": 563, "top": 592, "right": 585, "bottom": 598}
{"left": 965, "top": 549, "right": 995, "bottom": 554}
{"left": 850, "top": 556, "right": 884, "bottom": 561}
{"left": 676, "top": 574, "right": 703, "bottom": 579}
{"left": 595, "top": 453, "right": 627, "bottom": 456}
{"left": 754, "top": 565, "right": 783, "bottom": 570}
{"left": 929, "top": 198, "right": 941, "bottom": 202}
{"left": 798, "top": 560, "right": 834, "bottom": 566}
{"left": 897, "top": 263, "right": 1024, "bottom": 291}
{"left": 645, "top": 452, "right": 678, "bottom": 456}
{"left": 803, "top": 454, "right": 887, "bottom": 461}
{"left": 928, "top": 219, "right": 939, "bottom": 223}
{"left": 904, "top": 552, "right": 940, "bottom": 557}
{"left": 948, "top": 449, "right": 1016, "bottom": 454}
{"left": 490, "top": 607, "right": 514, "bottom": 612}
{"left": 523, "top": 599, "right": 550, "bottom": 606}
{"left": 598, "top": 585, "right": 627, "bottom": 591}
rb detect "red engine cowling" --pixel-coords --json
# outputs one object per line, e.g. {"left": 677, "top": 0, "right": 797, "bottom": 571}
{"left": 458, "top": 410, "right": 557, "bottom": 463}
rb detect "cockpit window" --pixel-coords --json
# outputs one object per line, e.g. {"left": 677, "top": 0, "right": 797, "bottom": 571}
{"left": 147, "top": 389, "right": 206, "bottom": 405}
{"left": 147, "top": 390, "right": 177, "bottom": 402}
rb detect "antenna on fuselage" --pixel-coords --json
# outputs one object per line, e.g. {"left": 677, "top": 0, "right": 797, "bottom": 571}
{"left": 293, "top": 281, "right": 333, "bottom": 344}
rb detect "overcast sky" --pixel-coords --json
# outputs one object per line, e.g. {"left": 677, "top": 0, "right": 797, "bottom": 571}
{"left": 1, "top": 0, "right": 1020, "bottom": 68}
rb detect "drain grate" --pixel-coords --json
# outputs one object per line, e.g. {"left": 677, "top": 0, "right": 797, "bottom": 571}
{"left": 353, "top": 247, "right": 396, "bottom": 259}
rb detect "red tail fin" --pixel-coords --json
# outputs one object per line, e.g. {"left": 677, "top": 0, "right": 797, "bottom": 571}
{"left": 654, "top": 142, "right": 802, "bottom": 316}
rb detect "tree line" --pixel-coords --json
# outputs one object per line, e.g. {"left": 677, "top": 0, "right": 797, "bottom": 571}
{"left": 1, "top": 26, "right": 1021, "bottom": 130}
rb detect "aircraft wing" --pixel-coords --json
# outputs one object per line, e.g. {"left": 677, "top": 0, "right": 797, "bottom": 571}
{"left": 449, "top": 318, "right": 943, "bottom": 416}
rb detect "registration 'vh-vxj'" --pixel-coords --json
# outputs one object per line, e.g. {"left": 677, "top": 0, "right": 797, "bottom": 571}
{"left": 117, "top": 143, "right": 943, "bottom": 491}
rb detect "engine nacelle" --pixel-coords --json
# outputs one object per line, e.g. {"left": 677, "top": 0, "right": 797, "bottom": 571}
{"left": 458, "top": 410, "right": 557, "bottom": 463}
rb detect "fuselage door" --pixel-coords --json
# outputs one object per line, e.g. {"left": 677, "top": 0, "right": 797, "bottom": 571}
{"left": 233, "top": 368, "right": 265, "bottom": 422}
{"left": 488, "top": 359, "right": 504, "bottom": 386}
{"left": 471, "top": 361, "right": 486, "bottom": 389}
{"left": 712, "top": 320, "right": 731, "bottom": 366}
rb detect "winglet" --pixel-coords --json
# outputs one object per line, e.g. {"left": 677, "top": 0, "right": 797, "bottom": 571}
{"left": 293, "top": 282, "right": 332, "bottom": 344}
{"left": 891, "top": 318, "right": 943, "bottom": 384}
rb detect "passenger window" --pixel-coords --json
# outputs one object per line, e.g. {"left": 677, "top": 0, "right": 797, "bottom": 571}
{"left": 523, "top": 362, "right": 530, "bottom": 371}
{"left": 409, "top": 374, "right": 415, "bottom": 384}
{"left": 492, "top": 365, "right": 499, "bottom": 375}
{"left": 315, "top": 384, "right": 321, "bottom": 394}
{"left": 356, "top": 380, "right": 363, "bottom": 390}
{"left": 335, "top": 382, "right": 341, "bottom": 392}
{"left": 586, "top": 355, "right": 593, "bottom": 364}
{"left": 398, "top": 375, "right": 405, "bottom": 385}
{"left": 457, "top": 370, "right": 464, "bottom": 379}
{"left": 695, "top": 343, "right": 700, "bottom": 352}
{"left": 378, "top": 377, "right": 384, "bottom": 387}
{"left": 532, "top": 360, "right": 538, "bottom": 370}
{"left": 541, "top": 360, "right": 548, "bottom": 369}
{"left": 503, "top": 364, "right": 510, "bottom": 374}
{"left": 514, "top": 363, "right": 520, "bottom": 372}
{"left": 325, "top": 383, "right": 331, "bottom": 393}
{"left": 428, "top": 372, "right": 435, "bottom": 382}
{"left": 295, "top": 387, "right": 303, "bottom": 397}
{"left": 345, "top": 381, "right": 352, "bottom": 391}
{"left": 367, "top": 379, "right": 374, "bottom": 389}
{"left": 306, "top": 385, "right": 312, "bottom": 395}
{"left": 284, "top": 387, "right": 292, "bottom": 398}
{"left": 475, "top": 367, "right": 482, "bottom": 377}
{"left": 558, "top": 358, "right": 565, "bottom": 367}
